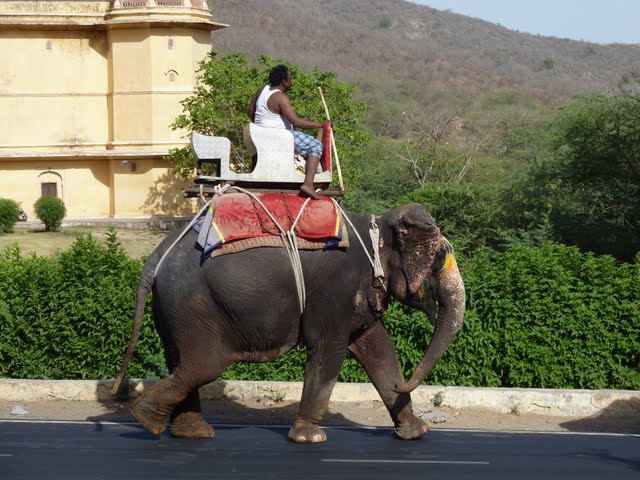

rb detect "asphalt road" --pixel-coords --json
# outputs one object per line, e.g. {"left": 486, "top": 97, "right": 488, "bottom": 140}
{"left": 1, "top": 420, "right": 639, "bottom": 480}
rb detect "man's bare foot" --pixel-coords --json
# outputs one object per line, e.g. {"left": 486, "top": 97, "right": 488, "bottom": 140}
{"left": 299, "top": 184, "right": 322, "bottom": 199}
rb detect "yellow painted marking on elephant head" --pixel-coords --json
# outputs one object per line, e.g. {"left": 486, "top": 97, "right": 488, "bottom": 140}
{"left": 444, "top": 252, "right": 457, "bottom": 272}
{"left": 441, "top": 236, "right": 457, "bottom": 272}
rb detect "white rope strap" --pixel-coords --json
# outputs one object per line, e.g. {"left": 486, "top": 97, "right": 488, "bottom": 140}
{"left": 233, "top": 187, "right": 309, "bottom": 315}
{"left": 369, "top": 215, "right": 386, "bottom": 286}
{"left": 154, "top": 184, "right": 232, "bottom": 279}
{"left": 154, "top": 197, "right": 214, "bottom": 280}
{"left": 331, "top": 199, "right": 386, "bottom": 292}
{"left": 288, "top": 196, "right": 312, "bottom": 312}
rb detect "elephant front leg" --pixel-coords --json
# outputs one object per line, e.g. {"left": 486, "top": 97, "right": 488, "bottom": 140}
{"left": 348, "top": 321, "right": 428, "bottom": 440}
{"left": 289, "top": 343, "right": 347, "bottom": 443}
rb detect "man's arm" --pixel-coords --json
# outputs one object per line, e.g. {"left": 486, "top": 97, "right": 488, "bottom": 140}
{"left": 273, "top": 93, "right": 325, "bottom": 130}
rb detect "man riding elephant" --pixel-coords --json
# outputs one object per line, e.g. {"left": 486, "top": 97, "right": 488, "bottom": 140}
{"left": 248, "top": 64, "right": 330, "bottom": 199}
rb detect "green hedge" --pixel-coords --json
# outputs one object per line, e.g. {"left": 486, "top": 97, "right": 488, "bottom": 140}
{"left": 226, "top": 243, "right": 640, "bottom": 390}
{"left": 0, "top": 231, "right": 164, "bottom": 379}
{"left": 1, "top": 234, "right": 638, "bottom": 389}
{"left": 459, "top": 243, "right": 640, "bottom": 389}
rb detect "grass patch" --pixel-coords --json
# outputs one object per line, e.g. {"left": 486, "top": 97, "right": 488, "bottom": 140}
{"left": 0, "top": 227, "right": 167, "bottom": 259}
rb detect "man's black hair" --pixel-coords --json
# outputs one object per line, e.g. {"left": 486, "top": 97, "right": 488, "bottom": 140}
{"left": 269, "top": 65, "right": 290, "bottom": 86}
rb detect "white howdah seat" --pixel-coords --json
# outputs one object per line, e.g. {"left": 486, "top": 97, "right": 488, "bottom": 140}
{"left": 191, "top": 123, "right": 332, "bottom": 186}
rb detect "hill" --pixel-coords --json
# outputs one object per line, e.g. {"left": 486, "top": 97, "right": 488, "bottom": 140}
{"left": 210, "top": 0, "right": 640, "bottom": 103}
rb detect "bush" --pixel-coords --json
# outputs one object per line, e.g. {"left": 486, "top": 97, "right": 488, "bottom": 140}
{"left": 461, "top": 244, "right": 640, "bottom": 389}
{"left": 34, "top": 196, "right": 66, "bottom": 231}
{"left": 0, "top": 198, "right": 20, "bottom": 234}
{"left": 1, "top": 233, "right": 638, "bottom": 390}
{"left": 378, "top": 18, "right": 391, "bottom": 29}
{"left": 0, "top": 231, "right": 165, "bottom": 379}
{"left": 542, "top": 57, "right": 555, "bottom": 70}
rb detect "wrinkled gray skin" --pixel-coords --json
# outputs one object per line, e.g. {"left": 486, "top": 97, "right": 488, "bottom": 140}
{"left": 112, "top": 202, "right": 465, "bottom": 443}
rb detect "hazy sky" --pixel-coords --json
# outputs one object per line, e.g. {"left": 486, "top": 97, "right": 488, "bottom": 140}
{"left": 409, "top": 0, "right": 640, "bottom": 45}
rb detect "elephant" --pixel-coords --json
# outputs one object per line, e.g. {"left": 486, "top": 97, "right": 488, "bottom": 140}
{"left": 112, "top": 201, "right": 465, "bottom": 443}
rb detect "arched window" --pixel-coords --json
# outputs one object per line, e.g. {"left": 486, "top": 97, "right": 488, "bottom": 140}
{"left": 37, "top": 170, "right": 63, "bottom": 199}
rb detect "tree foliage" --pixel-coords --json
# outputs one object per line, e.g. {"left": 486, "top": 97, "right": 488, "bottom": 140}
{"left": 523, "top": 92, "right": 640, "bottom": 260}
{"left": 167, "top": 51, "right": 371, "bottom": 190}
{"left": 400, "top": 183, "right": 508, "bottom": 255}
{"left": 397, "top": 88, "right": 640, "bottom": 261}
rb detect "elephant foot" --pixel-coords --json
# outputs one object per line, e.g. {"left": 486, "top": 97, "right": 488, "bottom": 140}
{"left": 288, "top": 420, "right": 327, "bottom": 443}
{"left": 131, "top": 395, "right": 168, "bottom": 435}
{"left": 170, "top": 411, "right": 215, "bottom": 439}
{"left": 394, "top": 415, "right": 428, "bottom": 440}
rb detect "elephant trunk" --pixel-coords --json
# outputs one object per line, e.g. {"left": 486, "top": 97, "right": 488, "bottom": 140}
{"left": 395, "top": 249, "right": 465, "bottom": 394}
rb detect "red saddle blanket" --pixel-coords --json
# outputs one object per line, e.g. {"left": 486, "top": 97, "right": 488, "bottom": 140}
{"left": 195, "top": 193, "right": 342, "bottom": 258}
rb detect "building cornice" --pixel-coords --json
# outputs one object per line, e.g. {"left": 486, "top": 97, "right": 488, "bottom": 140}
{"left": 0, "top": 1, "right": 227, "bottom": 31}
{"left": 0, "top": 150, "right": 178, "bottom": 161}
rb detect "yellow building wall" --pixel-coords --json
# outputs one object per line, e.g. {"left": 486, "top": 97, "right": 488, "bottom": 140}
{"left": 113, "top": 159, "right": 155, "bottom": 216}
{"left": 0, "top": 30, "right": 110, "bottom": 151}
{"left": 0, "top": 1, "right": 224, "bottom": 221}
{"left": 0, "top": 160, "right": 111, "bottom": 218}
{"left": 0, "top": 158, "right": 195, "bottom": 218}
{"left": 111, "top": 159, "right": 197, "bottom": 217}
{"left": 56, "top": 162, "right": 112, "bottom": 218}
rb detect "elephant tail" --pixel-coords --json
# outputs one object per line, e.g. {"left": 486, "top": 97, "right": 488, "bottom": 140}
{"left": 110, "top": 255, "right": 157, "bottom": 396}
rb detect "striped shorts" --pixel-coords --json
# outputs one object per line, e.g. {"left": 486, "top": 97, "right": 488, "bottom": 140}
{"left": 292, "top": 130, "right": 323, "bottom": 158}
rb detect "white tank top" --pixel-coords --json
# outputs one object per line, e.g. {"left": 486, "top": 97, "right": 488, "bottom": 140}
{"left": 254, "top": 85, "right": 293, "bottom": 130}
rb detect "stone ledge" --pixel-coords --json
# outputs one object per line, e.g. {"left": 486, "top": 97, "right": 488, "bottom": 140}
{"left": 1, "top": 379, "right": 638, "bottom": 417}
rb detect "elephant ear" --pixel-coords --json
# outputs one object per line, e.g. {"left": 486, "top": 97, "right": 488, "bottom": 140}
{"left": 391, "top": 204, "right": 441, "bottom": 295}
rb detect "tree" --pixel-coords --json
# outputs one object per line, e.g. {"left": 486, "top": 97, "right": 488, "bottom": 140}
{"left": 394, "top": 109, "right": 474, "bottom": 187}
{"left": 400, "top": 182, "right": 507, "bottom": 256}
{"left": 342, "top": 136, "right": 418, "bottom": 213}
{"left": 528, "top": 92, "right": 640, "bottom": 260}
{"left": 167, "top": 51, "right": 371, "bottom": 191}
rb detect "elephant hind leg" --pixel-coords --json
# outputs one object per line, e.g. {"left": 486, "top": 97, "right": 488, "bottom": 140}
{"left": 131, "top": 377, "right": 186, "bottom": 435}
{"left": 169, "top": 391, "right": 214, "bottom": 439}
{"left": 132, "top": 356, "right": 228, "bottom": 436}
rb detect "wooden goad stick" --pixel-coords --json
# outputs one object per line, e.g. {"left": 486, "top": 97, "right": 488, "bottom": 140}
{"left": 318, "top": 87, "right": 345, "bottom": 192}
